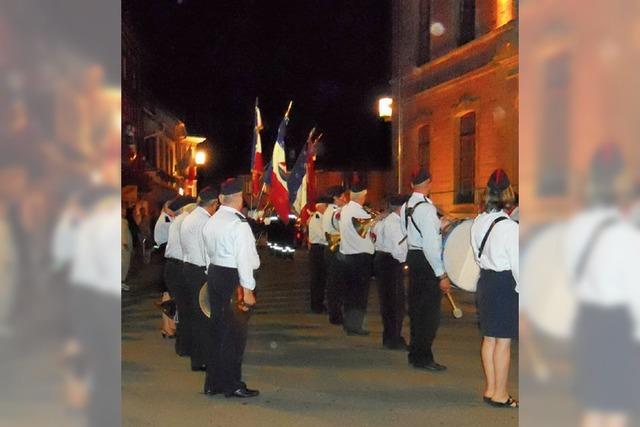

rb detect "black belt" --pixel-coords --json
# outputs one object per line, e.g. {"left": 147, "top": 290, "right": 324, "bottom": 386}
{"left": 184, "top": 262, "right": 206, "bottom": 269}
{"left": 166, "top": 258, "right": 183, "bottom": 264}
{"left": 311, "top": 243, "right": 327, "bottom": 247}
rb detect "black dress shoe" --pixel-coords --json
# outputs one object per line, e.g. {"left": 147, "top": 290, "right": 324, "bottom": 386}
{"left": 329, "top": 317, "right": 343, "bottom": 325}
{"left": 203, "top": 389, "right": 221, "bottom": 396}
{"left": 224, "top": 387, "right": 260, "bottom": 398}
{"left": 413, "top": 361, "right": 447, "bottom": 371}
{"left": 191, "top": 365, "right": 207, "bottom": 372}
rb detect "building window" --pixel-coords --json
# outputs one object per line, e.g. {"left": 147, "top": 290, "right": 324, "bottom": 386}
{"left": 458, "top": 0, "right": 476, "bottom": 46}
{"left": 455, "top": 112, "right": 476, "bottom": 204}
{"left": 417, "top": 0, "right": 431, "bottom": 64}
{"left": 538, "top": 53, "right": 570, "bottom": 196}
{"left": 418, "top": 125, "right": 430, "bottom": 171}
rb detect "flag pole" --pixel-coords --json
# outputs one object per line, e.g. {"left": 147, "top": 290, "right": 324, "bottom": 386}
{"left": 285, "top": 100, "right": 293, "bottom": 118}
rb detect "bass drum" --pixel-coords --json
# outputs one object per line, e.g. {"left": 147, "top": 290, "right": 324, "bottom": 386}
{"left": 199, "top": 282, "right": 210, "bottom": 318}
{"left": 520, "top": 223, "right": 576, "bottom": 339}
{"left": 441, "top": 219, "right": 480, "bottom": 292}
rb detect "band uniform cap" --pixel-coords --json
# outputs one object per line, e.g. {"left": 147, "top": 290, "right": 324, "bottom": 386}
{"left": 389, "top": 194, "right": 408, "bottom": 207}
{"left": 220, "top": 177, "right": 243, "bottom": 196}
{"left": 486, "top": 169, "right": 511, "bottom": 192}
{"left": 327, "top": 185, "right": 346, "bottom": 199}
{"left": 315, "top": 196, "right": 333, "bottom": 205}
{"left": 169, "top": 195, "right": 196, "bottom": 212}
{"left": 411, "top": 168, "right": 431, "bottom": 186}
{"left": 198, "top": 186, "right": 219, "bottom": 202}
{"left": 350, "top": 181, "right": 367, "bottom": 193}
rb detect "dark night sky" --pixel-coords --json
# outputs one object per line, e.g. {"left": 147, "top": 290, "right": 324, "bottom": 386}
{"left": 126, "top": 0, "right": 392, "bottom": 181}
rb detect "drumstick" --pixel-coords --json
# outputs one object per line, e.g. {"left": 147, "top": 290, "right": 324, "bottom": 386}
{"left": 445, "top": 292, "right": 463, "bottom": 319}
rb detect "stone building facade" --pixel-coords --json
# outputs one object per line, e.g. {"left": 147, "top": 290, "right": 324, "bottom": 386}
{"left": 392, "top": 0, "right": 519, "bottom": 217}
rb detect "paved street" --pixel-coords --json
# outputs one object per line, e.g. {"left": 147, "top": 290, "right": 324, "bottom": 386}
{"left": 122, "top": 249, "right": 518, "bottom": 427}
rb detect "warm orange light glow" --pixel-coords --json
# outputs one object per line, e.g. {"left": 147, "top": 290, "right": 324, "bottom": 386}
{"left": 195, "top": 151, "right": 206, "bottom": 165}
{"left": 497, "top": 0, "right": 513, "bottom": 27}
{"left": 378, "top": 97, "right": 393, "bottom": 119}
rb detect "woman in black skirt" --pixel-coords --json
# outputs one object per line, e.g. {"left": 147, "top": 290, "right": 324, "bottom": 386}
{"left": 471, "top": 169, "right": 519, "bottom": 408}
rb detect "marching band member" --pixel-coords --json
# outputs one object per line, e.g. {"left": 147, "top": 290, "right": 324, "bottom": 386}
{"left": 400, "top": 168, "right": 450, "bottom": 371}
{"left": 373, "top": 194, "right": 409, "bottom": 349}
{"left": 164, "top": 196, "right": 196, "bottom": 353}
{"left": 307, "top": 196, "right": 332, "bottom": 313}
{"left": 322, "top": 185, "right": 349, "bottom": 325}
{"left": 471, "top": 169, "right": 519, "bottom": 408}
{"left": 566, "top": 145, "right": 640, "bottom": 426}
{"left": 203, "top": 178, "right": 260, "bottom": 398}
{"left": 338, "top": 182, "right": 374, "bottom": 335}
{"left": 180, "top": 187, "right": 219, "bottom": 371}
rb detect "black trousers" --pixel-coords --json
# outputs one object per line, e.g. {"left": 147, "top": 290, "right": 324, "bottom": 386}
{"left": 324, "top": 247, "right": 346, "bottom": 323}
{"left": 342, "top": 253, "right": 373, "bottom": 332}
{"left": 406, "top": 250, "right": 441, "bottom": 365}
{"left": 156, "top": 244, "right": 168, "bottom": 293}
{"left": 164, "top": 259, "right": 191, "bottom": 356}
{"left": 71, "top": 287, "right": 120, "bottom": 427}
{"left": 204, "top": 265, "right": 251, "bottom": 393}
{"left": 308, "top": 244, "right": 327, "bottom": 312}
{"left": 183, "top": 263, "right": 212, "bottom": 369}
{"left": 374, "top": 252, "right": 406, "bottom": 345}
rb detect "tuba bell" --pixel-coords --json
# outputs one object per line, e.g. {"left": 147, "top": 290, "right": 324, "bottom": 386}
{"left": 325, "top": 232, "right": 341, "bottom": 252}
{"left": 351, "top": 207, "right": 380, "bottom": 239}
{"left": 199, "top": 282, "right": 210, "bottom": 318}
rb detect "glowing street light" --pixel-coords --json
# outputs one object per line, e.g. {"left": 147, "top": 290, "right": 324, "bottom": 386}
{"left": 195, "top": 150, "right": 206, "bottom": 165}
{"left": 378, "top": 97, "right": 393, "bottom": 121}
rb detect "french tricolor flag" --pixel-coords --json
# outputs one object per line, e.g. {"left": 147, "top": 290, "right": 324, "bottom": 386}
{"left": 250, "top": 99, "right": 264, "bottom": 197}
{"left": 269, "top": 102, "right": 292, "bottom": 223}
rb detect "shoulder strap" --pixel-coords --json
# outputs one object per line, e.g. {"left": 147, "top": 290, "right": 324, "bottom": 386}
{"left": 574, "top": 217, "right": 618, "bottom": 281}
{"left": 478, "top": 216, "right": 509, "bottom": 258}
{"left": 404, "top": 200, "right": 429, "bottom": 237}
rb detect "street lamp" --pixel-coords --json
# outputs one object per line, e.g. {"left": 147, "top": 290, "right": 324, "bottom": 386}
{"left": 378, "top": 97, "right": 393, "bottom": 122}
{"left": 195, "top": 150, "right": 206, "bottom": 165}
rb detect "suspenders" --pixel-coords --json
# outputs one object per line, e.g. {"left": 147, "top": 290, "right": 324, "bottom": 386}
{"left": 477, "top": 216, "right": 509, "bottom": 258}
{"left": 574, "top": 217, "right": 618, "bottom": 282}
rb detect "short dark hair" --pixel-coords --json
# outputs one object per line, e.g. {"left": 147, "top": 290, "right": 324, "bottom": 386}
{"left": 197, "top": 186, "right": 219, "bottom": 207}
{"left": 483, "top": 186, "right": 515, "bottom": 213}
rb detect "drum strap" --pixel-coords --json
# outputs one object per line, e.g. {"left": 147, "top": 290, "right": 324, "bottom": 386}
{"left": 404, "top": 200, "right": 429, "bottom": 238}
{"left": 478, "top": 217, "right": 509, "bottom": 258}
{"left": 574, "top": 217, "right": 618, "bottom": 282}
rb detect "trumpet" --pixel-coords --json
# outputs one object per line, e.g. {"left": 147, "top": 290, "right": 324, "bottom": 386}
{"left": 351, "top": 207, "right": 381, "bottom": 239}
{"left": 326, "top": 232, "right": 341, "bottom": 252}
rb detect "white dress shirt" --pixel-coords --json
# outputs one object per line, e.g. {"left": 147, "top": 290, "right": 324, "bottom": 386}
{"left": 471, "top": 210, "right": 519, "bottom": 291}
{"left": 154, "top": 211, "right": 172, "bottom": 245}
{"left": 322, "top": 204, "right": 341, "bottom": 235}
{"left": 339, "top": 200, "right": 375, "bottom": 255}
{"left": 399, "top": 192, "right": 445, "bottom": 276}
{"left": 180, "top": 206, "right": 212, "bottom": 267}
{"left": 202, "top": 205, "right": 260, "bottom": 290}
{"left": 565, "top": 208, "right": 640, "bottom": 340}
{"left": 375, "top": 212, "right": 408, "bottom": 263}
{"left": 165, "top": 211, "right": 189, "bottom": 260}
{"left": 70, "top": 198, "right": 121, "bottom": 296}
{"left": 308, "top": 212, "right": 327, "bottom": 245}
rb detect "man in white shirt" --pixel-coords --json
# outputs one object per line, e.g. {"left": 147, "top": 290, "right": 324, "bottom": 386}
{"left": 203, "top": 178, "right": 260, "bottom": 398}
{"left": 322, "top": 186, "right": 349, "bottom": 325}
{"left": 164, "top": 196, "right": 196, "bottom": 356}
{"left": 339, "top": 182, "right": 375, "bottom": 335}
{"left": 400, "top": 168, "right": 451, "bottom": 371}
{"left": 307, "top": 196, "right": 331, "bottom": 313}
{"left": 180, "top": 187, "right": 219, "bottom": 371}
{"left": 373, "top": 195, "right": 409, "bottom": 350}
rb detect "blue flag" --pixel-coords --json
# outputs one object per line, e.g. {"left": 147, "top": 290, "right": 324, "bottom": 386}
{"left": 288, "top": 142, "right": 310, "bottom": 204}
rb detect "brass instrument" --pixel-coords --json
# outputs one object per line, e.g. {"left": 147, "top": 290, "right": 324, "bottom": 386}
{"left": 326, "top": 232, "right": 341, "bottom": 252}
{"left": 351, "top": 207, "right": 381, "bottom": 239}
{"left": 199, "top": 282, "right": 210, "bottom": 318}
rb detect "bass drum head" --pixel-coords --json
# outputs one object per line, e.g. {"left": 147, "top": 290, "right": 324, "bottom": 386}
{"left": 521, "top": 223, "right": 576, "bottom": 339}
{"left": 199, "top": 282, "right": 210, "bottom": 318}
{"left": 442, "top": 220, "right": 480, "bottom": 292}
